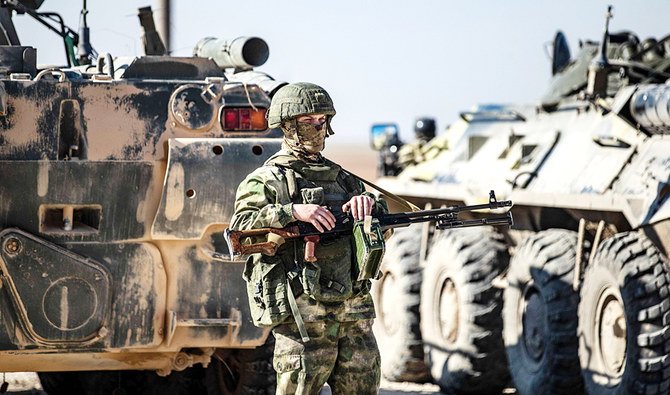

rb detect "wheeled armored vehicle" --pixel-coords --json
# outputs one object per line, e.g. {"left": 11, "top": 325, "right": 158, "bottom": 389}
{"left": 0, "top": 1, "right": 286, "bottom": 393}
{"left": 371, "top": 8, "right": 670, "bottom": 395}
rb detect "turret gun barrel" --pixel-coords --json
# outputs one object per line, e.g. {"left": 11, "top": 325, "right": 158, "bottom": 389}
{"left": 193, "top": 36, "right": 269, "bottom": 70}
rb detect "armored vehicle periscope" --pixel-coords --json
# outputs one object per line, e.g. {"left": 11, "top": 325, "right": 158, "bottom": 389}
{"left": 371, "top": 7, "right": 670, "bottom": 395}
{"left": 0, "top": 1, "right": 286, "bottom": 393}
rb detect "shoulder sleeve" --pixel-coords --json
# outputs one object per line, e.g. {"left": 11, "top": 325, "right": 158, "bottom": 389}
{"left": 230, "top": 167, "right": 296, "bottom": 230}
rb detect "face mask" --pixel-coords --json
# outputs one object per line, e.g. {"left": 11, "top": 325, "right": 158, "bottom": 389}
{"left": 296, "top": 122, "right": 326, "bottom": 153}
{"left": 282, "top": 121, "right": 330, "bottom": 160}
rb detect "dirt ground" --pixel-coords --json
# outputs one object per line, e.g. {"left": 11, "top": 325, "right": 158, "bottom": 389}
{"left": 3, "top": 372, "right": 443, "bottom": 394}
{"left": 321, "top": 379, "right": 441, "bottom": 395}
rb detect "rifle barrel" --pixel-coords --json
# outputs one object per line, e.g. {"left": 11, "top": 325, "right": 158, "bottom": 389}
{"left": 400, "top": 200, "right": 511, "bottom": 218}
{"left": 379, "top": 199, "right": 512, "bottom": 229}
{"left": 437, "top": 213, "right": 513, "bottom": 230}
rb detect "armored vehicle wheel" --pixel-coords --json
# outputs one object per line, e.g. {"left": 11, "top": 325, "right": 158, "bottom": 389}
{"left": 578, "top": 231, "right": 670, "bottom": 394}
{"left": 205, "top": 334, "right": 276, "bottom": 395}
{"left": 420, "top": 227, "right": 510, "bottom": 394}
{"left": 503, "top": 229, "right": 584, "bottom": 395}
{"left": 371, "top": 228, "right": 430, "bottom": 382}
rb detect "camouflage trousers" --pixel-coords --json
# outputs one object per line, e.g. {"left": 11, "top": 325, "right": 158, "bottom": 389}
{"left": 272, "top": 319, "right": 380, "bottom": 395}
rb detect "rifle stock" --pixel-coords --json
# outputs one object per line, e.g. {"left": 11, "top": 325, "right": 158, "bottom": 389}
{"left": 224, "top": 225, "right": 300, "bottom": 257}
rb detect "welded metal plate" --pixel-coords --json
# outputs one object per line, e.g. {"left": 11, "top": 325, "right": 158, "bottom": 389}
{"left": 152, "top": 138, "right": 281, "bottom": 239}
{"left": 0, "top": 228, "right": 111, "bottom": 345}
{"left": 0, "top": 161, "right": 152, "bottom": 242}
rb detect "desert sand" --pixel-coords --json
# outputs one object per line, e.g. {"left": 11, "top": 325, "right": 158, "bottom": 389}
{"left": 324, "top": 143, "right": 379, "bottom": 181}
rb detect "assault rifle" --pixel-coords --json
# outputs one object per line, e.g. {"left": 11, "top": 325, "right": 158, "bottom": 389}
{"left": 224, "top": 190, "right": 513, "bottom": 262}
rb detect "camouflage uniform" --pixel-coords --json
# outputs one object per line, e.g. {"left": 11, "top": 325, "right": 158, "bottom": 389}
{"left": 230, "top": 83, "right": 383, "bottom": 395}
{"left": 273, "top": 320, "right": 379, "bottom": 394}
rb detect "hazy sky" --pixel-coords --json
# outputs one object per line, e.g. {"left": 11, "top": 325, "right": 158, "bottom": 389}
{"left": 15, "top": 0, "right": 670, "bottom": 144}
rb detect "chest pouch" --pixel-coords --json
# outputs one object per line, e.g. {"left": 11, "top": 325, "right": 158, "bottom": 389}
{"left": 242, "top": 255, "right": 291, "bottom": 328}
{"left": 295, "top": 173, "right": 357, "bottom": 302}
{"left": 353, "top": 217, "right": 386, "bottom": 281}
{"left": 301, "top": 237, "right": 354, "bottom": 302}
{"left": 300, "top": 187, "right": 325, "bottom": 205}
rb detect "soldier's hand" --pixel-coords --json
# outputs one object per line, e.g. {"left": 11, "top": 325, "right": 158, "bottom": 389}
{"left": 342, "top": 195, "right": 374, "bottom": 221}
{"left": 292, "top": 204, "right": 336, "bottom": 233}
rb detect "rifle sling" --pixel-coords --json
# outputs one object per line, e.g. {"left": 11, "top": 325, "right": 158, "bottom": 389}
{"left": 272, "top": 156, "right": 418, "bottom": 213}
{"left": 286, "top": 280, "right": 309, "bottom": 342}
{"left": 340, "top": 168, "right": 421, "bottom": 212}
{"left": 286, "top": 240, "right": 309, "bottom": 342}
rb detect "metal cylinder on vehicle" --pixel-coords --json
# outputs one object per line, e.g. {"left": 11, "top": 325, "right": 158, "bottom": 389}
{"left": 630, "top": 84, "right": 670, "bottom": 134}
{"left": 193, "top": 36, "right": 269, "bottom": 70}
{"left": 0, "top": 46, "right": 36, "bottom": 77}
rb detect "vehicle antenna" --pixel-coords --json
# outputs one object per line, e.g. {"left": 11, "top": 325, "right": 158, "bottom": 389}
{"left": 595, "top": 5, "right": 613, "bottom": 68}
{"left": 77, "top": 0, "right": 94, "bottom": 65}
{"left": 586, "top": 5, "right": 612, "bottom": 98}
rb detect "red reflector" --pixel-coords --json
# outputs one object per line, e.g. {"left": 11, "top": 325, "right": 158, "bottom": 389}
{"left": 221, "top": 107, "right": 268, "bottom": 131}
{"left": 224, "top": 109, "right": 239, "bottom": 129}
{"left": 240, "top": 108, "right": 251, "bottom": 129}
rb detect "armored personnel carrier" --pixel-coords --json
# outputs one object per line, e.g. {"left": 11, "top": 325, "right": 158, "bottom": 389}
{"left": 0, "top": 1, "right": 286, "bottom": 393}
{"left": 371, "top": 7, "right": 670, "bottom": 395}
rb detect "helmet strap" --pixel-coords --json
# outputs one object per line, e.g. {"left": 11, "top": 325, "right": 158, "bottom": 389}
{"left": 325, "top": 116, "right": 335, "bottom": 137}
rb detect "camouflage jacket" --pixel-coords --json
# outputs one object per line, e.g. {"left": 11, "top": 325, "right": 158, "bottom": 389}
{"left": 231, "top": 149, "right": 386, "bottom": 324}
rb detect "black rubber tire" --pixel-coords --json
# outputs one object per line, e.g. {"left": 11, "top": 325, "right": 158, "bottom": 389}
{"left": 371, "top": 227, "right": 430, "bottom": 382}
{"left": 503, "top": 229, "right": 584, "bottom": 395}
{"left": 420, "top": 227, "right": 510, "bottom": 394}
{"left": 578, "top": 231, "right": 670, "bottom": 395}
{"left": 205, "top": 334, "right": 276, "bottom": 395}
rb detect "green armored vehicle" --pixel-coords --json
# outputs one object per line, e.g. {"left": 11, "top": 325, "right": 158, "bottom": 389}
{"left": 0, "top": 1, "right": 285, "bottom": 393}
{"left": 371, "top": 7, "right": 670, "bottom": 395}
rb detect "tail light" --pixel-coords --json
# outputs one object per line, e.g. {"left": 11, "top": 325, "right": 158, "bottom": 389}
{"left": 221, "top": 107, "right": 268, "bottom": 131}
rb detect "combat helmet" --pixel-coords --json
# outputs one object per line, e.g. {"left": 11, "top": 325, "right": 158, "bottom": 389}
{"left": 267, "top": 82, "right": 336, "bottom": 129}
{"left": 414, "top": 117, "right": 436, "bottom": 141}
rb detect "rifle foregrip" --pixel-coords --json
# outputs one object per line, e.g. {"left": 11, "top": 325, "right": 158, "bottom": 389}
{"left": 303, "top": 235, "right": 320, "bottom": 262}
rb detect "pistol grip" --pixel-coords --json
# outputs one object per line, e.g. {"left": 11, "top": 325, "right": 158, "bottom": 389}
{"left": 303, "top": 235, "right": 320, "bottom": 262}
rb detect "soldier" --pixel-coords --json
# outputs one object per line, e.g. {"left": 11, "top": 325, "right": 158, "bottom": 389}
{"left": 396, "top": 117, "right": 437, "bottom": 169}
{"left": 230, "top": 82, "right": 386, "bottom": 395}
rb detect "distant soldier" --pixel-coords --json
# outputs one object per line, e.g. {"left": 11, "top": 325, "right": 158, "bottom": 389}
{"left": 230, "top": 82, "right": 387, "bottom": 395}
{"left": 397, "top": 117, "right": 438, "bottom": 169}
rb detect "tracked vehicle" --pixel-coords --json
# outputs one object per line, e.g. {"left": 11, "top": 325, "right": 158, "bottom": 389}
{"left": 371, "top": 7, "right": 670, "bottom": 395}
{"left": 0, "top": 1, "right": 286, "bottom": 393}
